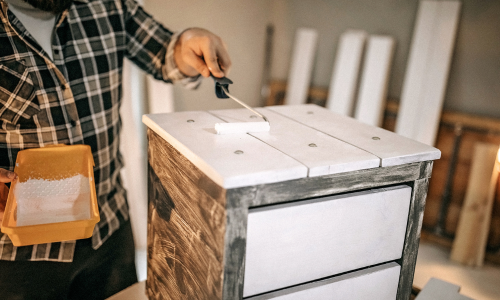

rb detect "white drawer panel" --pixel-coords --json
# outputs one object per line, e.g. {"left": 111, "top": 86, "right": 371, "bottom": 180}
{"left": 243, "top": 185, "right": 411, "bottom": 297}
{"left": 247, "top": 262, "right": 400, "bottom": 300}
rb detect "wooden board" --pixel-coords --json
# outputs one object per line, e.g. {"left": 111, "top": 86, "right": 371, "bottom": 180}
{"left": 285, "top": 28, "right": 318, "bottom": 105}
{"left": 209, "top": 108, "right": 380, "bottom": 176}
{"left": 450, "top": 143, "right": 499, "bottom": 266}
{"left": 107, "top": 281, "right": 147, "bottom": 300}
{"left": 354, "top": 35, "right": 395, "bottom": 127}
{"left": 143, "top": 112, "right": 307, "bottom": 188}
{"left": 396, "top": 1, "right": 461, "bottom": 145}
{"left": 396, "top": 178, "right": 430, "bottom": 300}
{"left": 147, "top": 76, "right": 174, "bottom": 114}
{"left": 268, "top": 104, "right": 441, "bottom": 167}
{"left": 243, "top": 185, "right": 411, "bottom": 297}
{"left": 415, "top": 278, "right": 473, "bottom": 300}
{"left": 146, "top": 130, "right": 227, "bottom": 300}
{"left": 326, "top": 30, "right": 367, "bottom": 116}
{"left": 246, "top": 262, "right": 400, "bottom": 300}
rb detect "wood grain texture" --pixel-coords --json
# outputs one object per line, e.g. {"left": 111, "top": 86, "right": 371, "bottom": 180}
{"left": 227, "top": 161, "right": 433, "bottom": 209}
{"left": 146, "top": 129, "right": 227, "bottom": 300}
{"left": 397, "top": 178, "right": 430, "bottom": 300}
{"left": 450, "top": 143, "right": 499, "bottom": 266}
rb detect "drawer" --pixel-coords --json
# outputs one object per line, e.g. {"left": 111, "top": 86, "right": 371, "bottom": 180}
{"left": 243, "top": 185, "right": 411, "bottom": 297}
{"left": 246, "top": 262, "right": 401, "bottom": 300}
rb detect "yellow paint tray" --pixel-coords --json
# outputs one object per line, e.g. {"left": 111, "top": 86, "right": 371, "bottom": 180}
{"left": 0, "top": 144, "right": 99, "bottom": 246}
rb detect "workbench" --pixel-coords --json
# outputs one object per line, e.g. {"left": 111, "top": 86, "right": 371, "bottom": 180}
{"left": 143, "top": 104, "right": 440, "bottom": 300}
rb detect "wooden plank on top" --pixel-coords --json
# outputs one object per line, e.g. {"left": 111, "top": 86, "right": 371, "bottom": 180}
{"left": 396, "top": 1, "right": 461, "bottom": 145}
{"left": 209, "top": 108, "right": 380, "bottom": 177}
{"left": 143, "top": 112, "right": 307, "bottom": 189}
{"left": 268, "top": 104, "right": 441, "bottom": 167}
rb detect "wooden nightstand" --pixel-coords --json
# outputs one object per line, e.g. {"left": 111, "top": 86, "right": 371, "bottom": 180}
{"left": 143, "top": 104, "right": 440, "bottom": 300}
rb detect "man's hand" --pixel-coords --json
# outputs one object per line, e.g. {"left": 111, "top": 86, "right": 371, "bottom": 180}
{"left": 174, "top": 28, "right": 232, "bottom": 78}
{"left": 0, "top": 168, "right": 17, "bottom": 222}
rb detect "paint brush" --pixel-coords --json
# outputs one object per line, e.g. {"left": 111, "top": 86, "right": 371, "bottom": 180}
{"left": 212, "top": 76, "right": 270, "bottom": 135}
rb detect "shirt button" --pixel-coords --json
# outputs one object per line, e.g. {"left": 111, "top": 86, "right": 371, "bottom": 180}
{"left": 54, "top": 49, "right": 60, "bottom": 55}
{"left": 70, "top": 120, "right": 77, "bottom": 127}
{"left": 61, "top": 84, "right": 66, "bottom": 90}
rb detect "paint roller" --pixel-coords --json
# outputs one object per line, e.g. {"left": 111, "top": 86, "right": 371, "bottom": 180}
{"left": 212, "top": 76, "right": 270, "bottom": 135}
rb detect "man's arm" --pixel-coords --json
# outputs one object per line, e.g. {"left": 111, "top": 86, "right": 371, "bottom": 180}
{"left": 122, "top": 0, "right": 231, "bottom": 83}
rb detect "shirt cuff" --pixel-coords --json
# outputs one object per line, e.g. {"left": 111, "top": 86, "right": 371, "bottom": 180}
{"left": 164, "top": 30, "right": 202, "bottom": 89}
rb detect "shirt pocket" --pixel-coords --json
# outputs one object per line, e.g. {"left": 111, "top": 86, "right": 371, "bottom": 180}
{"left": 0, "top": 60, "right": 39, "bottom": 125}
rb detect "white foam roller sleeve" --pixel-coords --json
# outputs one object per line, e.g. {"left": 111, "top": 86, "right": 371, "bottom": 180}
{"left": 215, "top": 122, "right": 270, "bottom": 135}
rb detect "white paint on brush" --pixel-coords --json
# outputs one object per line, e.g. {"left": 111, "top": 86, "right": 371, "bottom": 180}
{"left": 15, "top": 174, "right": 91, "bottom": 226}
{"left": 214, "top": 122, "right": 270, "bottom": 135}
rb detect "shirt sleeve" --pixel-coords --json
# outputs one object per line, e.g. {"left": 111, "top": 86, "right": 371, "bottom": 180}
{"left": 122, "top": 0, "right": 202, "bottom": 88}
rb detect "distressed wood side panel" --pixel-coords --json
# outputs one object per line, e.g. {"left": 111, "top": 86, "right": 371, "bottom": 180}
{"left": 396, "top": 178, "right": 430, "bottom": 300}
{"left": 222, "top": 207, "right": 249, "bottom": 300}
{"left": 227, "top": 161, "right": 433, "bottom": 209}
{"left": 146, "top": 129, "right": 227, "bottom": 300}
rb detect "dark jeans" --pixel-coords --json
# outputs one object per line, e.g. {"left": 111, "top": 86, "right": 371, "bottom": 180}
{"left": 0, "top": 221, "right": 138, "bottom": 300}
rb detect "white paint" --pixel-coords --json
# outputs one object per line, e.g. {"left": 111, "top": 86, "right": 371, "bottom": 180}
{"left": 269, "top": 104, "right": 441, "bottom": 167}
{"left": 243, "top": 185, "right": 411, "bottom": 297}
{"left": 214, "top": 121, "right": 270, "bottom": 135}
{"left": 147, "top": 75, "right": 175, "bottom": 114}
{"left": 416, "top": 278, "right": 473, "bottom": 300}
{"left": 248, "top": 263, "right": 400, "bottom": 300}
{"left": 15, "top": 175, "right": 91, "bottom": 226}
{"left": 120, "top": 60, "right": 148, "bottom": 251}
{"left": 210, "top": 108, "right": 380, "bottom": 176}
{"left": 285, "top": 28, "right": 318, "bottom": 105}
{"left": 143, "top": 112, "right": 307, "bottom": 188}
{"left": 396, "top": 1, "right": 461, "bottom": 145}
{"left": 355, "top": 35, "right": 395, "bottom": 127}
{"left": 326, "top": 30, "right": 367, "bottom": 116}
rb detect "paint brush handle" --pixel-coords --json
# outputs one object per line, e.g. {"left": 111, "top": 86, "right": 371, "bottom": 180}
{"left": 220, "top": 86, "right": 269, "bottom": 123}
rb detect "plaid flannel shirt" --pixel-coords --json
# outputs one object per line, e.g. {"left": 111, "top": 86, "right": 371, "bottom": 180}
{"left": 0, "top": 0, "right": 200, "bottom": 262}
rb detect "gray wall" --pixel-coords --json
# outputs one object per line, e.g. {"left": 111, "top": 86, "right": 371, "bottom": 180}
{"left": 271, "top": 0, "right": 500, "bottom": 119}
{"left": 144, "top": 0, "right": 500, "bottom": 118}
{"left": 144, "top": 0, "right": 272, "bottom": 111}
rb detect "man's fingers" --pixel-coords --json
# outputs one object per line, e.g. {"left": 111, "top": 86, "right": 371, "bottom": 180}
{"left": 217, "top": 47, "right": 232, "bottom": 76}
{"left": 183, "top": 50, "right": 210, "bottom": 77}
{"left": 0, "top": 168, "right": 17, "bottom": 183}
{"left": 202, "top": 43, "right": 224, "bottom": 78}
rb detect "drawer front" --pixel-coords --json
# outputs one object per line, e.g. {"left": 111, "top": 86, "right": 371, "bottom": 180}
{"left": 243, "top": 185, "right": 411, "bottom": 297}
{"left": 247, "top": 262, "right": 401, "bottom": 300}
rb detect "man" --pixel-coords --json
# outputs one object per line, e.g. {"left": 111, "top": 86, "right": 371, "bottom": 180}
{"left": 0, "top": 0, "right": 231, "bottom": 298}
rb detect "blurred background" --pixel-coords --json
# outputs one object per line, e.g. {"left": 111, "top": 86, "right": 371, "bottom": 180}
{"left": 119, "top": 1, "right": 500, "bottom": 299}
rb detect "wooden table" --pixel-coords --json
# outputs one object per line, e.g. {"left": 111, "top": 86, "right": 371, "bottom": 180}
{"left": 143, "top": 104, "right": 440, "bottom": 300}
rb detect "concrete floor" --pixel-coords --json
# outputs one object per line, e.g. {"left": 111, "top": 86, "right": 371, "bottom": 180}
{"left": 414, "top": 241, "right": 500, "bottom": 300}
{"left": 133, "top": 243, "right": 500, "bottom": 299}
